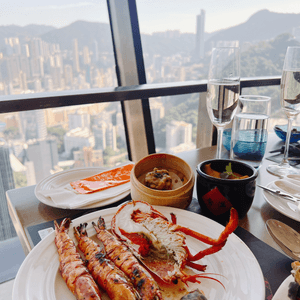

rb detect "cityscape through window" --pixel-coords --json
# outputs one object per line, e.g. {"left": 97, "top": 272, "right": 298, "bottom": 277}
{"left": 0, "top": 1, "right": 300, "bottom": 243}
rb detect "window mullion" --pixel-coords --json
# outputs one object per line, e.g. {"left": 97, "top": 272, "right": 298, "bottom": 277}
{"left": 107, "top": 0, "right": 155, "bottom": 162}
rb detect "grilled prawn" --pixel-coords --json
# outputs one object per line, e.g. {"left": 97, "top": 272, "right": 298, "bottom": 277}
{"left": 93, "top": 217, "right": 162, "bottom": 300}
{"left": 111, "top": 200, "right": 238, "bottom": 285}
{"left": 74, "top": 223, "right": 140, "bottom": 300}
{"left": 54, "top": 218, "right": 102, "bottom": 300}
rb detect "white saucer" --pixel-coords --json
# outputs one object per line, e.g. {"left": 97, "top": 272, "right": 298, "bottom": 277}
{"left": 262, "top": 180, "right": 300, "bottom": 222}
{"left": 272, "top": 275, "right": 293, "bottom": 300}
{"left": 35, "top": 167, "right": 130, "bottom": 209}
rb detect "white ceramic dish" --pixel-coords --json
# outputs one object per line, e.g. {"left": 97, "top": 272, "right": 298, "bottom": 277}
{"left": 34, "top": 167, "right": 130, "bottom": 209}
{"left": 262, "top": 180, "right": 300, "bottom": 222}
{"left": 272, "top": 275, "right": 293, "bottom": 300}
{"left": 13, "top": 206, "right": 265, "bottom": 300}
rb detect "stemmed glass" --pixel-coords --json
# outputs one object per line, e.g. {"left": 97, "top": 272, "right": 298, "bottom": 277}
{"left": 206, "top": 47, "right": 240, "bottom": 159}
{"left": 267, "top": 47, "right": 300, "bottom": 176}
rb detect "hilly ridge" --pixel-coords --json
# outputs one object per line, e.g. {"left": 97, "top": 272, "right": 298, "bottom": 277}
{"left": 206, "top": 10, "right": 300, "bottom": 46}
{"left": 40, "top": 21, "right": 113, "bottom": 52}
{"left": 0, "top": 10, "right": 299, "bottom": 56}
{"left": 0, "top": 24, "right": 55, "bottom": 49}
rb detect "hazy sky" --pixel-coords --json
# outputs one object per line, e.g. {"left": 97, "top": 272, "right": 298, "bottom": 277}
{"left": 1, "top": 0, "right": 300, "bottom": 33}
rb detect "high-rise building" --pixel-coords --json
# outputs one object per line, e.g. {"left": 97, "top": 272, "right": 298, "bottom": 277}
{"left": 68, "top": 111, "right": 90, "bottom": 130}
{"left": 30, "top": 56, "right": 44, "bottom": 77}
{"left": 64, "top": 127, "right": 95, "bottom": 156}
{"left": 29, "top": 38, "right": 44, "bottom": 58}
{"left": 166, "top": 120, "right": 193, "bottom": 150}
{"left": 195, "top": 9, "right": 205, "bottom": 59}
{"left": 93, "top": 122, "right": 107, "bottom": 150}
{"left": 19, "top": 110, "right": 47, "bottom": 141}
{"left": 50, "top": 66, "right": 63, "bottom": 89}
{"left": 150, "top": 100, "right": 165, "bottom": 124}
{"left": 93, "top": 40, "right": 99, "bottom": 62}
{"left": 83, "top": 46, "right": 91, "bottom": 65}
{"left": 72, "top": 39, "right": 80, "bottom": 73}
{"left": 19, "top": 71, "right": 28, "bottom": 91}
{"left": 73, "top": 147, "right": 103, "bottom": 168}
{"left": 106, "top": 123, "right": 117, "bottom": 151}
{"left": 22, "top": 44, "right": 30, "bottom": 57}
{"left": 0, "top": 140, "right": 16, "bottom": 241}
{"left": 116, "top": 109, "right": 126, "bottom": 144}
{"left": 23, "top": 137, "right": 59, "bottom": 182}
{"left": 5, "top": 37, "right": 21, "bottom": 56}
{"left": 93, "top": 121, "right": 117, "bottom": 151}
{"left": 64, "top": 64, "right": 73, "bottom": 87}
{"left": 19, "top": 55, "right": 31, "bottom": 79}
{"left": 7, "top": 56, "right": 21, "bottom": 82}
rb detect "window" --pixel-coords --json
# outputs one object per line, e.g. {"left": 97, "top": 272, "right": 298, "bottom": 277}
{"left": 136, "top": 1, "right": 300, "bottom": 151}
{"left": 0, "top": 1, "right": 128, "bottom": 242}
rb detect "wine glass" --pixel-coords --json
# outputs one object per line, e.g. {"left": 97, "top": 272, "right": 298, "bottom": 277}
{"left": 267, "top": 47, "right": 300, "bottom": 177}
{"left": 206, "top": 47, "right": 240, "bottom": 158}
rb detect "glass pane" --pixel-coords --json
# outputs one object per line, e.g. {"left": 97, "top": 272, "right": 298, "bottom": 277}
{"left": 0, "top": 2, "right": 116, "bottom": 97}
{"left": 150, "top": 94, "right": 199, "bottom": 154}
{"left": 0, "top": 2, "right": 126, "bottom": 243}
{"left": 137, "top": 2, "right": 299, "bottom": 83}
{"left": 0, "top": 101, "right": 128, "bottom": 239}
{"left": 137, "top": 1, "right": 298, "bottom": 151}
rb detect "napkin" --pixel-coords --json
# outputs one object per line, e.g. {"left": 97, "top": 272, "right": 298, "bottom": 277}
{"left": 36, "top": 182, "right": 130, "bottom": 209}
{"left": 70, "top": 163, "right": 134, "bottom": 194}
{"left": 36, "top": 163, "right": 134, "bottom": 209}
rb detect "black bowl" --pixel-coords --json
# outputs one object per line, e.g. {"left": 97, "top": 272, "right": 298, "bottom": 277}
{"left": 196, "top": 159, "right": 258, "bottom": 224}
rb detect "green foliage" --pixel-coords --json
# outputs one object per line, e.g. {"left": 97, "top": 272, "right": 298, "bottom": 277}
{"left": 240, "top": 33, "right": 300, "bottom": 77}
{"left": 153, "top": 33, "right": 300, "bottom": 149}
{"left": 4, "top": 126, "right": 21, "bottom": 140}
{"left": 13, "top": 172, "right": 27, "bottom": 188}
{"left": 47, "top": 126, "right": 67, "bottom": 153}
{"left": 69, "top": 147, "right": 80, "bottom": 159}
{"left": 47, "top": 126, "right": 66, "bottom": 136}
{"left": 153, "top": 94, "right": 199, "bottom": 148}
{"left": 103, "top": 147, "right": 118, "bottom": 164}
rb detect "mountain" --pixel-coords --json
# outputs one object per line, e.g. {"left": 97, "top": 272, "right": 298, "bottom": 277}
{"left": 0, "top": 24, "right": 55, "bottom": 49}
{"left": 0, "top": 10, "right": 300, "bottom": 58}
{"left": 40, "top": 21, "right": 113, "bottom": 53}
{"left": 206, "top": 10, "right": 300, "bottom": 47}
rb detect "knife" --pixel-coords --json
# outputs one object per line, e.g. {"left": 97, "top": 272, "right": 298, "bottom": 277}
{"left": 257, "top": 184, "right": 300, "bottom": 202}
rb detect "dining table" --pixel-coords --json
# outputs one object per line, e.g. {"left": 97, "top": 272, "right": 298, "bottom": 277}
{"left": 6, "top": 133, "right": 300, "bottom": 298}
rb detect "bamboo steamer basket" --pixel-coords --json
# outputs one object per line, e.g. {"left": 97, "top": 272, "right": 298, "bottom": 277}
{"left": 130, "top": 153, "right": 195, "bottom": 208}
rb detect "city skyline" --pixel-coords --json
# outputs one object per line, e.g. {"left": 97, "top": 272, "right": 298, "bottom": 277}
{"left": 0, "top": 2, "right": 296, "bottom": 241}
{"left": 1, "top": 1, "right": 300, "bottom": 33}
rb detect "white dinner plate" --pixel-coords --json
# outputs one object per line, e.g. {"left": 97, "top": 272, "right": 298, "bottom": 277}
{"left": 262, "top": 181, "right": 300, "bottom": 222}
{"left": 272, "top": 275, "right": 293, "bottom": 300}
{"left": 13, "top": 206, "right": 265, "bottom": 300}
{"left": 34, "top": 166, "right": 130, "bottom": 209}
